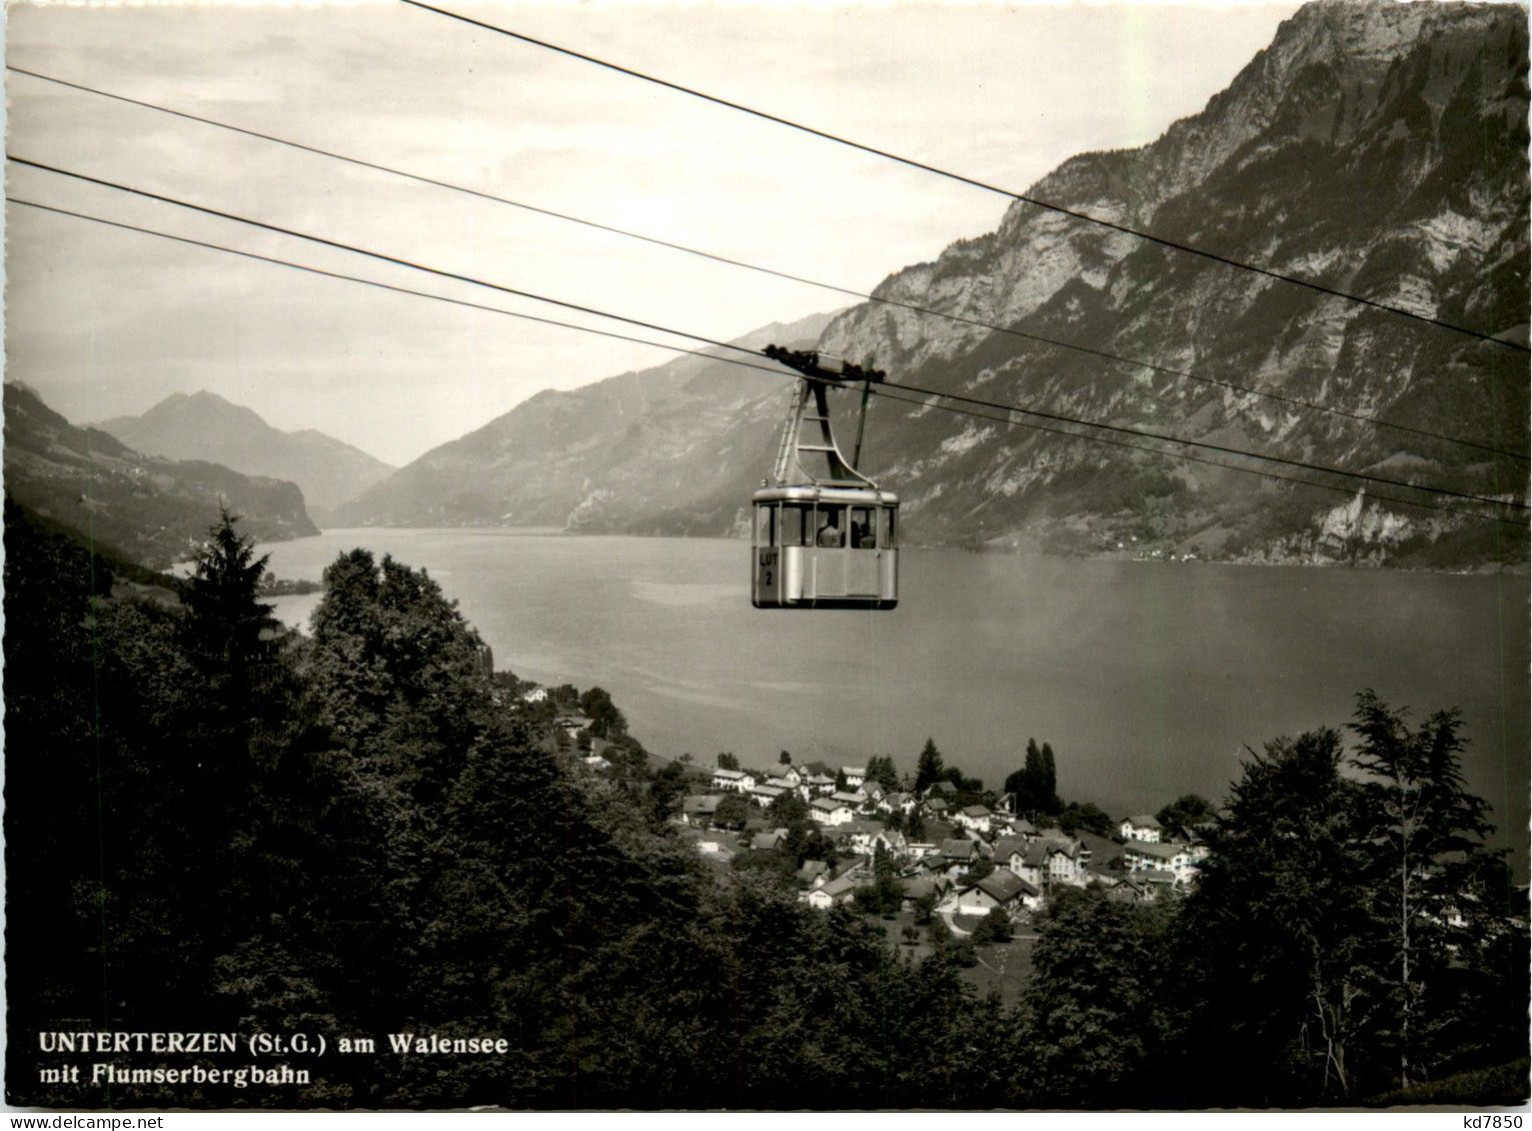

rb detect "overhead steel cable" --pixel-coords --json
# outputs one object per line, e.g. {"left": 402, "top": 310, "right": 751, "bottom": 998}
{"left": 10, "top": 153, "right": 1526, "bottom": 517}
{"left": 398, "top": 0, "right": 1532, "bottom": 355}
{"left": 7, "top": 198, "right": 793, "bottom": 378}
{"left": 6, "top": 154, "right": 762, "bottom": 364}
{"left": 19, "top": 193, "right": 1523, "bottom": 531}
{"left": 866, "top": 386, "right": 1523, "bottom": 529}
{"left": 11, "top": 63, "right": 1523, "bottom": 464}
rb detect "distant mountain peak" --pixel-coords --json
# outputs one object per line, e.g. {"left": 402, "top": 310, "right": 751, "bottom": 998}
{"left": 95, "top": 391, "right": 395, "bottom": 516}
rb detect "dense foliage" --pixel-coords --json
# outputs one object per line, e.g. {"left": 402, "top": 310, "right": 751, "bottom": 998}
{"left": 5, "top": 507, "right": 1525, "bottom": 1109}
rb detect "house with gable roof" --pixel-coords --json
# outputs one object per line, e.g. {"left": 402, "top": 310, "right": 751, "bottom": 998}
{"left": 749, "top": 828, "right": 789, "bottom": 852}
{"left": 1120, "top": 814, "right": 1163, "bottom": 843}
{"left": 899, "top": 873, "right": 951, "bottom": 912}
{"left": 991, "top": 835, "right": 1030, "bottom": 875}
{"left": 841, "top": 766, "right": 867, "bottom": 790}
{"left": 1123, "top": 840, "right": 1200, "bottom": 885}
{"left": 711, "top": 767, "right": 757, "bottom": 793}
{"left": 805, "top": 873, "right": 862, "bottom": 910}
{"left": 951, "top": 867, "right": 1041, "bottom": 918}
{"left": 810, "top": 797, "right": 854, "bottom": 826}
{"left": 751, "top": 783, "right": 789, "bottom": 807}
{"left": 680, "top": 794, "right": 724, "bottom": 827}
{"left": 1015, "top": 837, "right": 1090, "bottom": 890}
{"left": 954, "top": 804, "right": 994, "bottom": 835}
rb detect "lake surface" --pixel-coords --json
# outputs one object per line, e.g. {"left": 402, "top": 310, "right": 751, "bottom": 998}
{"left": 259, "top": 530, "right": 1530, "bottom": 874}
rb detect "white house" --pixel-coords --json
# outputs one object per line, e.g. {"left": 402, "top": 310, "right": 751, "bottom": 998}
{"left": 1015, "top": 838, "right": 1090, "bottom": 890}
{"left": 1119, "top": 814, "right": 1163, "bottom": 843}
{"left": 751, "top": 784, "right": 789, "bottom": 806}
{"left": 712, "top": 768, "right": 757, "bottom": 793}
{"left": 953, "top": 805, "right": 994, "bottom": 835}
{"left": 805, "top": 874, "right": 860, "bottom": 909}
{"left": 841, "top": 766, "right": 867, "bottom": 790}
{"left": 1123, "top": 840, "right": 1200, "bottom": 885}
{"left": 810, "top": 798, "right": 854, "bottom": 827}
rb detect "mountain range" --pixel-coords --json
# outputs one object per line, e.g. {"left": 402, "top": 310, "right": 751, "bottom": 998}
{"left": 4, "top": 383, "right": 318, "bottom": 569}
{"left": 329, "top": 312, "right": 835, "bottom": 532}
{"left": 98, "top": 391, "right": 395, "bottom": 522}
{"left": 242, "top": 3, "right": 1532, "bottom": 568}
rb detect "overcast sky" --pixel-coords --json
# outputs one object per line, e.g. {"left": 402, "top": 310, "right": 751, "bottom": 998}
{"left": 6, "top": 0, "right": 1302, "bottom": 466}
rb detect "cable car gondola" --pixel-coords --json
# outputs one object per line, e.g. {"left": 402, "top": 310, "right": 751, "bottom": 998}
{"left": 752, "top": 346, "right": 898, "bottom": 609}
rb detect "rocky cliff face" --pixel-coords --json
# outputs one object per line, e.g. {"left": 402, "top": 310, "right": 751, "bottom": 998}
{"left": 340, "top": 2, "right": 1529, "bottom": 568}
{"left": 4, "top": 384, "right": 319, "bottom": 568}
{"left": 812, "top": 0, "right": 1528, "bottom": 566}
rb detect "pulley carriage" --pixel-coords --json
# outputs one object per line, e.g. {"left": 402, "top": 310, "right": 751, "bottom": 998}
{"left": 751, "top": 346, "right": 899, "bottom": 609}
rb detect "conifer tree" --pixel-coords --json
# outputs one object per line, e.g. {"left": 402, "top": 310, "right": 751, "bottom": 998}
{"left": 1350, "top": 690, "right": 1499, "bottom": 1091}
{"left": 914, "top": 737, "right": 944, "bottom": 792}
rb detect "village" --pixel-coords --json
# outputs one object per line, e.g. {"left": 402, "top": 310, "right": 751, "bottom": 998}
{"left": 677, "top": 759, "right": 1209, "bottom": 925}
{"left": 525, "top": 683, "right": 1212, "bottom": 941}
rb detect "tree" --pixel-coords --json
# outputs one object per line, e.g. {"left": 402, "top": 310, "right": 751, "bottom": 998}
{"left": 181, "top": 507, "right": 283, "bottom": 759}
{"left": 866, "top": 754, "right": 900, "bottom": 792}
{"left": 913, "top": 891, "right": 937, "bottom": 927}
{"left": 1057, "top": 801, "right": 1114, "bottom": 838}
{"left": 717, "top": 751, "right": 739, "bottom": 770}
{"left": 1176, "top": 729, "right": 1377, "bottom": 1105}
{"left": 779, "top": 750, "right": 792, "bottom": 765}
{"left": 914, "top": 738, "right": 945, "bottom": 792}
{"left": 767, "top": 791, "right": 809, "bottom": 826}
{"left": 648, "top": 762, "right": 688, "bottom": 829}
{"left": 1039, "top": 742, "right": 1059, "bottom": 813}
{"left": 1350, "top": 691, "right": 1499, "bottom": 1091}
{"left": 971, "top": 905, "right": 1012, "bottom": 945}
{"left": 1006, "top": 738, "right": 1046, "bottom": 815}
{"left": 713, "top": 794, "right": 750, "bottom": 830}
{"left": 1155, "top": 793, "right": 1216, "bottom": 834}
{"left": 1021, "top": 887, "right": 1172, "bottom": 1106}
{"left": 580, "top": 686, "right": 628, "bottom": 740}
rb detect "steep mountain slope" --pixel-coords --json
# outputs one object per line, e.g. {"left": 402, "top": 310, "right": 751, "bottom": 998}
{"left": 331, "top": 311, "right": 836, "bottom": 531}
{"left": 810, "top": 0, "right": 1529, "bottom": 566}
{"left": 98, "top": 391, "right": 395, "bottom": 519}
{"left": 5, "top": 384, "right": 318, "bottom": 568}
{"left": 337, "top": 2, "right": 1529, "bottom": 567}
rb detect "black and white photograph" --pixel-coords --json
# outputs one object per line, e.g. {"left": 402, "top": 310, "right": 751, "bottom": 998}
{"left": 4, "top": 0, "right": 1529, "bottom": 1112}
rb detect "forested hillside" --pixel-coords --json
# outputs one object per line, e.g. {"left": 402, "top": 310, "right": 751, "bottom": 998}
{"left": 3, "top": 383, "right": 317, "bottom": 566}
{"left": 6, "top": 506, "right": 1524, "bottom": 1109}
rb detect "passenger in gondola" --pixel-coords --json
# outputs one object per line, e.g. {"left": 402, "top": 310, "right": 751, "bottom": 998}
{"left": 851, "top": 520, "right": 875, "bottom": 549}
{"left": 816, "top": 515, "right": 845, "bottom": 547}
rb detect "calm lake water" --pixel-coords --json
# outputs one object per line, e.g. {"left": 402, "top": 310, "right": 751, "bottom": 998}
{"left": 259, "top": 530, "right": 1530, "bottom": 874}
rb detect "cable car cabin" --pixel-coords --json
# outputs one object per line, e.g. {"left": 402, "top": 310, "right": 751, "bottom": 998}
{"left": 752, "top": 485, "right": 898, "bottom": 609}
